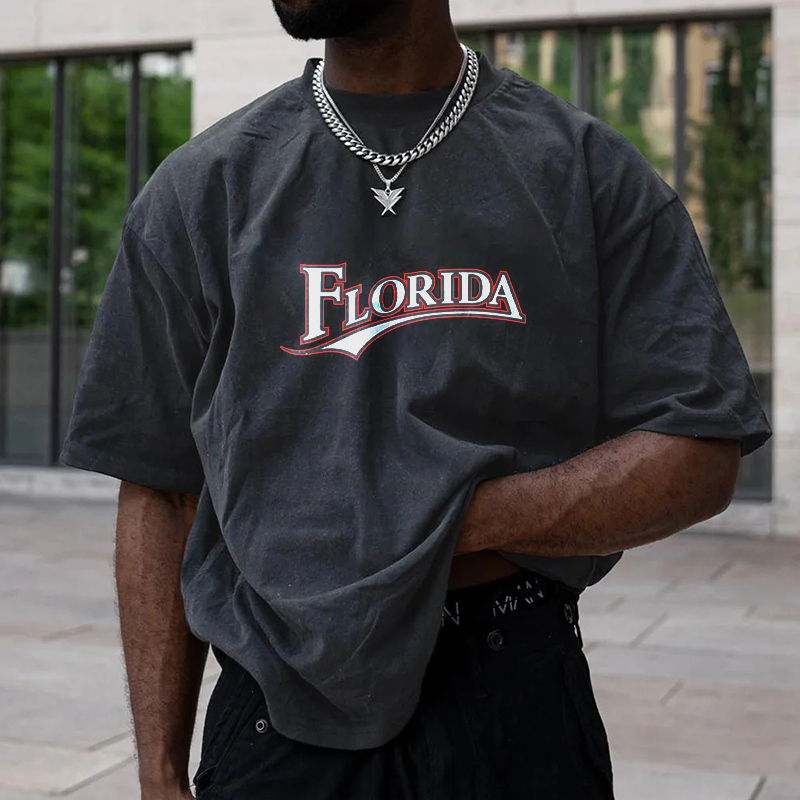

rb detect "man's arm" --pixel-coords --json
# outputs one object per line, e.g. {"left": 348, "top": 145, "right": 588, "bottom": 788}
{"left": 455, "top": 431, "right": 740, "bottom": 557}
{"left": 115, "top": 481, "right": 207, "bottom": 800}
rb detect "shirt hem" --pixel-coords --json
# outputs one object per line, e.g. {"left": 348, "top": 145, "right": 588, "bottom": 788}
{"left": 60, "top": 441, "right": 204, "bottom": 496}
{"left": 267, "top": 703, "right": 418, "bottom": 751}
{"left": 626, "top": 413, "right": 771, "bottom": 458}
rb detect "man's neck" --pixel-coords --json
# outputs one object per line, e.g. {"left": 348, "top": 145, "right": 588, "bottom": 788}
{"left": 322, "top": 3, "right": 464, "bottom": 95}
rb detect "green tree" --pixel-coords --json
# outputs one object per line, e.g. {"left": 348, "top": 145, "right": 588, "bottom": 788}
{"left": 143, "top": 66, "right": 193, "bottom": 179}
{"left": 63, "top": 59, "right": 192, "bottom": 328}
{"left": 593, "top": 30, "right": 672, "bottom": 177}
{"left": 63, "top": 59, "right": 130, "bottom": 329}
{"left": 0, "top": 64, "right": 53, "bottom": 328}
{"left": 1, "top": 58, "right": 192, "bottom": 331}
{"left": 518, "top": 33, "right": 575, "bottom": 102}
{"left": 689, "top": 22, "right": 771, "bottom": 290}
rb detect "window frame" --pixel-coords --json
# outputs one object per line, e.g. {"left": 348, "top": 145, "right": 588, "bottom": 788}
{"left": 0, "top": 45, "right": 192, "bottom": 466}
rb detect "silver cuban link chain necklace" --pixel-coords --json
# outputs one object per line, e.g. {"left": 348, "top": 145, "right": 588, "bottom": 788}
{"left": 312, "top": 44, "right": 480, "bottom": 216}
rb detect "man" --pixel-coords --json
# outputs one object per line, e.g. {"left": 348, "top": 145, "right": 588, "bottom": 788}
{"left": 61, "top": 0, "right": 771, "bottom": 797}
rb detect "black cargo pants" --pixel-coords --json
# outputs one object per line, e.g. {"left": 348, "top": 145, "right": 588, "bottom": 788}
{"left": 193, "top": 568, "right": 615, "bottom": 800}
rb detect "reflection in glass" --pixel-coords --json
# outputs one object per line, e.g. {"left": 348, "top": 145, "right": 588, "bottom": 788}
{"left": 0, "top": 63, "right": 53, "bottom": 463}
{"left": 685, "top": 20, "right": 772, "bottom": 499}
{"left": 686, "top": 21, "right": 772, "bottom": 295}
{"left": 590, "top": 26, "right": 676, "bottom": 184}
{"left": 60, "top": 58, "right": 130, "bottom": 444}
{"left": 494, "top": 31, "right": 576, "bottom": 102}
{"left": 140, "top": 52, "right": 194, "bottom": 183}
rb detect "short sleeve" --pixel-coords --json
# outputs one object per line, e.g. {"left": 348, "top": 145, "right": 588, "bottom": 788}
{"left": 598, "top": 192, "right": 772, "bottom": 457}
{"left": 60, "top": 222, "right": 207, "bottom": 494}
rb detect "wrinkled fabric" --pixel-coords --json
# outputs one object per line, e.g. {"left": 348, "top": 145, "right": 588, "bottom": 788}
{"left": 61, "top": 53, "right": 771, "bottom": 749}
{"left": 194, "top": 569, "right": 614, "bottom": 800}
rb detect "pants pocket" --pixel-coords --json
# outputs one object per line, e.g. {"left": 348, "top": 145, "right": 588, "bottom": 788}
{"left": 193, "top": 659, "right": 259, "bottom": 797}
{"left": 561, "top": 649, "right": 615, "bottom": 799}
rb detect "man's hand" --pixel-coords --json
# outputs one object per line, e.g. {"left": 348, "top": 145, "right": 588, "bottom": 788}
{"left": 115, "top": 482, "right": 207, "bottom": 799}
{"left": 455, "top": 431, "right": 740, "bottom": 558}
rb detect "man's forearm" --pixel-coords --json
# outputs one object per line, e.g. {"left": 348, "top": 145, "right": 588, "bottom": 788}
{"left": 455, "top": 431, "right": 740, "bottom": 558}
{"left": 115, "top": 482, "right": 207, "bottom": 798}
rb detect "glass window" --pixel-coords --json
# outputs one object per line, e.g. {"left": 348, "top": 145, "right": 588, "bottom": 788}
{"left": 589, "top": 25, "right": 676, "bottom": 185}
{"left": 685, "top": 20, "right": 772, "bottom": 499}
{"left": 0, "top": 63, "right": 54, "bottom": 464}
{"left": 494, "top": 30, "right": 576, "bottom": 102}
{"left": 139, "top": 51, "right": 194, "bottom": 184}
{"left": 0, "top": 50, "right": 192, "bottom": 467}
{"left": 60, "top": 58, "right": 131, "bottom": 445}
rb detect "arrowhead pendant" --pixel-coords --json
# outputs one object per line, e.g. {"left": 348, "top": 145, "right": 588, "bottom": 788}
{"left": 372, "top": 184, "right": 404, "bottom": 215}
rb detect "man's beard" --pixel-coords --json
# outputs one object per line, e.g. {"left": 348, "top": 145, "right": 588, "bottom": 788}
{"left": 272, "top": 0, "right": 396, "bottom": 40}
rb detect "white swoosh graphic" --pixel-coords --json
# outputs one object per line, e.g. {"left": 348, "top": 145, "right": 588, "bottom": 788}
{"left": 281, "top": 308, "right": 523, "bottom": 359}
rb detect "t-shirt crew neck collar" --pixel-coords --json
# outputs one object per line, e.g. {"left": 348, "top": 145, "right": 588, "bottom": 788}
{"left": 326, "top": 79, "right": 457, "bottom": 118}
{"left": 296, "top": 50, "right": 506, "bottom": 122}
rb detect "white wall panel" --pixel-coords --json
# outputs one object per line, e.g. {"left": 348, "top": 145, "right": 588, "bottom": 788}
{"left": 451, "top": 0, "right": 574, "bottom": 27}
{"left": 193, "top": 33, "right": 320, "bottom": 134}
{"left": 574, "top": 0, "right": 792, "bottom": 16}
{"left": 0, "top": 0, "right": 38, "bottom": 53}
{"left": 774, "top": 224, "right": 800, "bottom": 295}
{"left": 772, "top": 7, "right": 800, "bottom": 532}
{"left": 774, "top": 116, "right": 800, "bottom": 225}
{"left": 774, "top": 432, "right": 800, "bottom": 536}
{"left": 453, "top": 0, "right": 800, "bottom": 27}
{"left": 22, "top": 0, "right": 196, "bottom": 51}
{"left": 774, "top": 6, "right": 800, "bottom": 116}
{"left": 37, "top": 0, "right": 118, "bottom": 48}
{"left": 196, "top": 0, "right": 282, "bottom": 38}
{"left": 116, "top": 0, "right": 197, "bottom": 45}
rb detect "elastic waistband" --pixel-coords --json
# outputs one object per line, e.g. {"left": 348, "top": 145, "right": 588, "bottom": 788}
{"left": 211, "top": 570, "right": 581, "bottom": 676}
{"left": 441, "top": 567, "right": 578, "bottom": 630}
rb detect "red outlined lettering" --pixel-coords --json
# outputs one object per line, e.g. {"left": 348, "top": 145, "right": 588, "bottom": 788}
{"left": 403, "top": 271, "right": 438, "bottom": 310}
{"left": 457, "top": 270, "right": 493, "bottom": 305}
{"left": 370, "top": 276, "right": 406, "bottom": 316}
{"left": 283, "top": 265, "right": 526, "bottom": 358}
{"left": 343, "top": 284, "right": 371, "bottom": 329}
{"left": 299, "top": 263, "right": 345, "bottom": 344}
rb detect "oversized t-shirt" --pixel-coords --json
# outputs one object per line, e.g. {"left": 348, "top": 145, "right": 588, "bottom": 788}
{"left": 61, "top": 52, "right": 771, "bottom": 749}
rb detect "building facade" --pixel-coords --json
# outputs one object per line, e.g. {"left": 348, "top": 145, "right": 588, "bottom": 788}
{"left": 0, "top": 0, "right": 797, "bottom": 537}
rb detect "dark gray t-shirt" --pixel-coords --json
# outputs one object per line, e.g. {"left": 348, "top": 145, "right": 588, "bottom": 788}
{"left": 61, "top": 53, "right": 771, "bottom": 749}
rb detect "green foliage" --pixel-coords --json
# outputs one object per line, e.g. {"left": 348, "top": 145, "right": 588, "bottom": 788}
{"left": 592, "top": 30, "right": 673, "bottom": 178}
{"left": 522, "top": 34, "right": 542, "bottom": 83}
{"left": 620, "top": 34, "right": 654, "bottom": 126}
{"left": 143, "top": 70, "right": 193, "bottom": 178}
{"left": 687, "top": 22, "right": 771, "bottom": 290}
{"left": 516, "top": 33, "right": 575, "bottom": 102}
{"left": 590, "top": 23, "right": 771, "bottom": 289}
{"left": 0, "top": 58, "right": 192, "bottom": 331}
{"left": 0, "top": 64, "right": 53, "bottom": 330}
{"left": 63, "top": 59, "right": 130, "bottom": 329}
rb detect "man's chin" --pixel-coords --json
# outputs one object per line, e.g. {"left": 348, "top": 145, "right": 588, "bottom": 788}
{"left": 271, "top": 0, "right": 393, "bottom": 41}
{"left": 272, "top": 0, "right": 311, "bottom": 14}
{"left": 272, "top": 0, "right": 327, "bottom": 41}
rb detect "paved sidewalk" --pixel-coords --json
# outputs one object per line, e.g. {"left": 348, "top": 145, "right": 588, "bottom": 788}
{"left": 0, "top": 496, "right": 798, "bottom": 799}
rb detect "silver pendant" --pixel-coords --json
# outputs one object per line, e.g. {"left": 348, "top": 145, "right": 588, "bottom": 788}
{"left": 372, "top": 183, "right": 404, "bottom": 216}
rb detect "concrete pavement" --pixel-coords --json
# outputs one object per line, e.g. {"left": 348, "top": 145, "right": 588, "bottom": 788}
{"left": 0, "top": 495, "right": 798, "bottom": 799}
